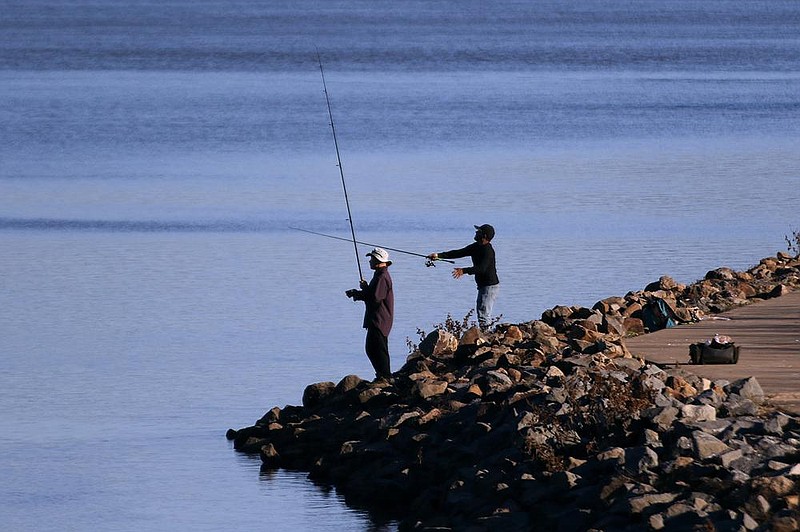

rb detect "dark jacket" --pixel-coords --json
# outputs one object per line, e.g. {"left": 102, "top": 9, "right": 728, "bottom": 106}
{"left": 439, "top": 242, "right": 499, "bottom": 287}
{"left": 352, "top": 267, "right": 394, "bottom": 337}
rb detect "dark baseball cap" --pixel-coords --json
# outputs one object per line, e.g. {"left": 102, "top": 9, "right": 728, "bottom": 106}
{"left": 474, "top": 224, "right": 495, "bottom": 240}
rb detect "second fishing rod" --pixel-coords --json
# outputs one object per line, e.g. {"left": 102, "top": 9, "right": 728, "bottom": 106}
{"left": 289, "top": 226, "right": 455, "bottom": 267}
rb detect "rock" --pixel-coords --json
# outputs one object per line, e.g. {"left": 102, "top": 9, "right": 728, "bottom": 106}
{"left": 680, "top": 404, "right": 717, "bottom": 423}
{"left": 735, "top": 281, "right": 758, "bottom": 298}
{"left": 718, "top": 449, "right": 744, "bottom": 468}
{"left": 408, "top": 369, "right": 437, "bottom": 382}
{"left": 483, "top": 370, "right": 514, "bottom": 393}
{"left": 625, "top": 446, "right": 659, "bottom": 474}
{"left": 706, "top": 267, "right": 737, "bottom": 281}
{"left": 727, "top": 377, "right": 765, "bottom": 404}
{"left": 622, "top": 317, "right": 645, "bottom": 335}
{"left": 597, "top": 447, "right": 626, "bottom": 464}
{"left": 763, "top": 413, "right": 792, "bottom": 435}
{"left": 644, "top": 429, "right": 662, "bottom": 449}
{"left": 687, "top": 419, "right": 732, "bottom": 437}
{"left": 646, "top": 406, "right": 679, "bottom": 431}
{"left": 336, "top": 374, "right": 364, "bottom": 394}
{"left": 358, "top": 387, "right": 383, "bottom": 404}
{"left": 459, "top": 325, "right": 484, "bottom": 346}
{"left": 466, "top": 383, "right": 483, "bottom": 399}
{"left": 602, "top": 314, "right": 627, "bottom": 336}
{"left": 768, "top": 460, "right": 790, "bottom": 471}
{"left": 302, "top": 381, "right": 336, "bottom": 408}
{"left": 645, "top": 275, "right": 678, "bottom": 292}
{"left": 752, "top": 475, "right": 795, "bottom": 498}
{"left": 613, "top": 357, "right": 644, "bottom": 371}
{"left": 692, "top": 431, "right": 731, "bottom": 459}
{"left": 743, "top": 512, "right": 759, "bottom": 530}
{"left": 694, "top": 388, "right": 724, "bottom": 409}
{"left": 663, "top": 501, "right": 695, "bottom": 520}
{"left": 551, "top": 470, "right": 581, "bottom": 489}
{"left": 545, "top": 366, "right": 565, "bottom": 379}
{"left": 466, "top": 345, "right": 495, "bottom": 364}
{"left": 502, "top": 325, "right": 524, "bottom": 344}
{"left": 528, "top": 320, "right": 558, "bottom": 338}
{"left": 413, "top": 379, "right": 449, "bottom": 399}
{"left": 649, "top": 513, "right": 665, "bottom": 530}
{"left": 541, "top": 305, "right": 568, "bottom": 321}
{"left": 260, "top": 442, "right": 280, "bottom": 466}
{"left": 721, "top": 393, "right": 758, "bottom": 416}
{"left": 257, "top": 406, "right": 282, "bottom": 426}
{"left": 757, "top": 439, "right": 797, "bottom": 460}
{"left": 568, "top": 324, "right": 603, "bottom": 344}
{"left": 419, "top": 329, "right": 459, "bottom": 358}
{"left": 498, "top": 353, "right": 521, "bottom": 368}
{"left": 535, "top": 335, "right": 562, "bottom": 353}
{"left": 767, "top": 284, "right": 791, "bottom": 298}
{"left": 628, "top": 492, "right": 679, "bottom": 514}
{"left": 771, "top": 515, "right": 800, "bottom": 532}
{"left": 571, "top": 306, "right": 595, "bottom": 320}
{"left": 642, "top": 374, "right": 666, "bottom": 393}
{"left": 380, "top": 410, "right": 420, "bottom": 429}
{"left": 665, "top": 375, "right": 698, "bottom": 399}
{"left": 593, "top": 296, "right": 625, "bottom": 314}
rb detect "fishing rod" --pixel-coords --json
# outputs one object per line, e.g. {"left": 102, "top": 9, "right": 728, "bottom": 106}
{"left": 289, "top": 226, "right": 455, "bottom": 267}
{"left": 317, "top": 50, "right": 364, "bottom": 282}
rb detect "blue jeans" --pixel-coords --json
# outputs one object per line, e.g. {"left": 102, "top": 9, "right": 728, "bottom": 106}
{"left": 476, "top": 284, "right": 499, "bottom": 328}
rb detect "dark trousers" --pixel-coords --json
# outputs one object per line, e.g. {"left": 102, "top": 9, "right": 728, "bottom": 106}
{"left": 365, "top": 327, "right": 391, "bottom": 379}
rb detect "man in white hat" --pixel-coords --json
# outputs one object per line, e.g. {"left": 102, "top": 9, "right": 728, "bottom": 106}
{"left": 345, "top": 247, "right": 394, "bottom": 380}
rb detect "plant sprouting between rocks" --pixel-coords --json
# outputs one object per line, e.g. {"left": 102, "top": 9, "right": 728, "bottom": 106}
{"left": 786, "top": 227, "right": 800, "bottom": 256}
{"left": 406, "top": 310, "right": 503, "bottom": 354}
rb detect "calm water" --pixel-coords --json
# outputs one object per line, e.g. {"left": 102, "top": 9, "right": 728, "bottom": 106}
{"left": 1, "top": 1, "right": 799, "bottom": 530}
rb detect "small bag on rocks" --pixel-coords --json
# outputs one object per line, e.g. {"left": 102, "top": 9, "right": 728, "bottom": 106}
{"left": 642, "top": 296, "right": 681, "bottom": 332}
{"left": 689, "top": 334, "right": 740, "bottom": 364}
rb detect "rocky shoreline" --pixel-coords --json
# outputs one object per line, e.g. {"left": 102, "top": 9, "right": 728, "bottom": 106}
{"left": 228, "top": 252, "right": 800, "bottom": 531}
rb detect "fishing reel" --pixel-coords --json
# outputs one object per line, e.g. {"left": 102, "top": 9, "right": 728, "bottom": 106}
{"left": 425, "top": 259, "right": 437, "bottom": 268}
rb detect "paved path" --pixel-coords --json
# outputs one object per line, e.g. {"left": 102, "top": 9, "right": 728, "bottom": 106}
{"left": 624, "top": 290, "right": 800, "bottom": 414}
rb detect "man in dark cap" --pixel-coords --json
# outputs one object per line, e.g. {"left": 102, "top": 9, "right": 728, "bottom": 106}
{"left": 427, "top": 224, "right": 499, "bottom": 329}
{"left": 345, "top": 247, "right": 394, "bottom": 380}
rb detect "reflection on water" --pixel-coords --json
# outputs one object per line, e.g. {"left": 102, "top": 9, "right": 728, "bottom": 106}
{"left": 257, "top": 465, "right": 398, "bottom": 532}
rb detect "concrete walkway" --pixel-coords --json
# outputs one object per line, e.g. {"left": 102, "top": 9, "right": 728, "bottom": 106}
{"left": 624, "top": 290, "right": 800, "bottom": 414}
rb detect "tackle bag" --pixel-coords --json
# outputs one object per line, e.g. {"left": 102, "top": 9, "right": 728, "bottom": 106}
{"left": 689, "top": 342, "right": 740, "bottom": 364}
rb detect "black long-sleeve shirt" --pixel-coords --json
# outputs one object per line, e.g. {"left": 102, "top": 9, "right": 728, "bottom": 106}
{"left": 439, "top": 242, "right": 499, "bottom": 287}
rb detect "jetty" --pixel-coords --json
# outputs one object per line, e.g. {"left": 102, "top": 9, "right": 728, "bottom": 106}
{"left": 626, "top": 290, "right": 800, "bottom": 414}
{"left": 229, "top": 252, "right": 800, "bottom": 531}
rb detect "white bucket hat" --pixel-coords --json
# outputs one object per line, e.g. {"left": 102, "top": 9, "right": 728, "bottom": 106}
{"left": 366, "top": 247, "right": 392, "bottom": 265}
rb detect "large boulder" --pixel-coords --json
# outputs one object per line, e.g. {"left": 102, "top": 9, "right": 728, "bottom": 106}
{"left": 727, "top": 377, "right": 765, "bottom": 404}
{"left": 302, "top": 381, "right": 336, "bottom": 408}
{"left": 645, "top": 275, "right": 679, "bottom": 292}
{"left": 336, "top": 374, "right": 365, "bottom": 394}
{"left": 419, "top": 329, "right": 459, "bottom": 358}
